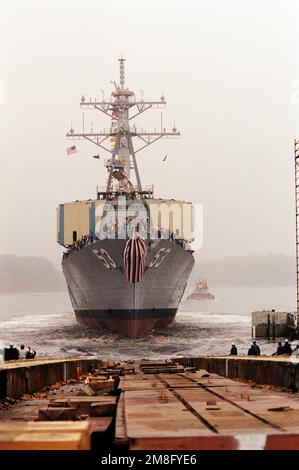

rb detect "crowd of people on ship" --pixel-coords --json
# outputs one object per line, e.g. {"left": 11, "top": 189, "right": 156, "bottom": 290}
{"left": 63, "top": 233, "right": 96, "bottom": 258}
{"left": 0, "top": 344, "right": 37, "bottom": 362}
{"left": 63, "top": 224, "right": 193, "bottom": 258}
{"left": 229, "top": 338, "right": 297, "bottom": 357}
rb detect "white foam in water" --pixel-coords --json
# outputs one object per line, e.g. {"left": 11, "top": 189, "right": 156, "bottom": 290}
{"left": 0, "top": 287, "right": 295, "bottom": 358}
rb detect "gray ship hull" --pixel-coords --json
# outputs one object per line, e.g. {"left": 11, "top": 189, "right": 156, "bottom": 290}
{"left": 62, "top": 238, "right": 194, "bottom": 337}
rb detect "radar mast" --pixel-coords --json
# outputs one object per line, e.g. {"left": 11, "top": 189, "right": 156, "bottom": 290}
{"left": 66, "top": 58, "right": 180, "bottom": 199}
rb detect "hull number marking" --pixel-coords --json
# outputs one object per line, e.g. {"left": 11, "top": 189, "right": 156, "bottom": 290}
{"left": 149, "top": 248, "right": 171, "bottom": 268}
{"left": 93, "top": 249, "right": 117, "bottom": 269}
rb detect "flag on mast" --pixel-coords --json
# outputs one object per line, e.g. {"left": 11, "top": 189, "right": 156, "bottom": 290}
{"left": 67, "top": 145, "right": 77, "bottom": 156}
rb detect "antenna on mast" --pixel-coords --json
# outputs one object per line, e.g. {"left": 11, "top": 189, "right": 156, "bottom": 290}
{"left": 110, "top": 80, "right": 117, "bottom": 90}
{"left": 119, "top": 57, "right": 125, "bottom": 90}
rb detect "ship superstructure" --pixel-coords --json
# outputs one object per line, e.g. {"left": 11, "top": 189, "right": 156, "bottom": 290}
{"left": 57, "top": 59, "right": 195, "bottom": 337}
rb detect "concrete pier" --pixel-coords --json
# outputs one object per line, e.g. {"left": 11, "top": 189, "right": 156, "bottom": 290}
{"left": 251, "top": 310, "right": 296, "bottom": 339}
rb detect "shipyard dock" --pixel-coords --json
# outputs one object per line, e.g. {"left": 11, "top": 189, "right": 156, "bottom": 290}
{"left": 0, "top": 356, "right": 299, "bottom": 450}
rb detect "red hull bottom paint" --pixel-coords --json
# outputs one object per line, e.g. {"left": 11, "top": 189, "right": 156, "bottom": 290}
{"left": 155, "top": 316, "right": 175, "bottom": 328}
{"left": 75, "top": 311, "right": 176, "bottom": 338}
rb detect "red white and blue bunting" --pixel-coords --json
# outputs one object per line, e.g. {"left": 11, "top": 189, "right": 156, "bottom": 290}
{"left": 123, "top": 234, "right": 147, "bottom": 283}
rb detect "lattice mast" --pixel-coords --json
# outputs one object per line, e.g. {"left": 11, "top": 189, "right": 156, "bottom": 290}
{"left": 66, "top": 58, "right": 180, "bottom": 198}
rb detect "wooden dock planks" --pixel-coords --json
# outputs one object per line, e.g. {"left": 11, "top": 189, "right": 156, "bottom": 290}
{"left": 115, "top": 368, "right": 299, "bottom": 450}
{"left": 0, "top": 421, "right": 90, "bottom": 450}
{"left": 124, "top": 389, "right": 214, "bottom": 438}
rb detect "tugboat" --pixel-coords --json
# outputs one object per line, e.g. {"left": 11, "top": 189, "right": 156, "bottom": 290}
{"left": 187, "top": 279, "right": 215, "bottom": 300}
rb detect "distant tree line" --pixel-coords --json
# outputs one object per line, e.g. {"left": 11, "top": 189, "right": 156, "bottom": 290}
{"left": 0, "top": 252, "right": 296, "bottom": 293}
{"left": 193, "top": 253, "right": 296, "bottom": 287}
{"left": 0, "top": 254, "right": 65, "bottom": 293}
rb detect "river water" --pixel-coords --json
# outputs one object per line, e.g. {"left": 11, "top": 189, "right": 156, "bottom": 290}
{"left": 0, "top": 286, "right": 295, "bottom": 359}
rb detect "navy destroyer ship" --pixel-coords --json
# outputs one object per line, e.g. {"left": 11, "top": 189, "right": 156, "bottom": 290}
{"left": 57, "top": 59, "right": 195, "bottom": 337}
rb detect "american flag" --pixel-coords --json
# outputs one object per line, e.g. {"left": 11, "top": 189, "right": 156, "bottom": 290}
{"left": 67, "top": 145, "right": 77, "bottom": 156}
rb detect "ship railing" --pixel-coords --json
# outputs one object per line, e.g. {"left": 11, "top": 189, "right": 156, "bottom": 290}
{"left": 96, "top": 126, "right": 178, "bottom": 136}
{"left": 96, "top": 185, "right": 154, "bottom": 199}
{"left": 105, "top": 125, "right": 138, "bottom": 135}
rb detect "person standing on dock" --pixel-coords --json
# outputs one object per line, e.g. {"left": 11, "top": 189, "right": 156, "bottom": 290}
{"left": 248, "top": 341, "right": 261, "bottom": 356}
{"left": 19, "top": 344, "right": 26, "bottom": 360}
{"left": 282, "top": 339, "right": 292, "bottom": 356}
{"left": 230, "top": 343, "right": 238, "bottom": 355}
{"left": 25, "top": 347, "right": 36, "bottom": 359}
{"left": 6, "top": 344, "right": 19, "bottom": 360}
{"left": 252, "top": 340, "right": 260, "bottom": 355}
{"left": 274, "top": 341, "right": 284, "bottom": 355}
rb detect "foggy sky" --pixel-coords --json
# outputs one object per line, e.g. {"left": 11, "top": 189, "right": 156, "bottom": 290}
{"left": 0, "top": 0, "right": 298, "bottom": 267}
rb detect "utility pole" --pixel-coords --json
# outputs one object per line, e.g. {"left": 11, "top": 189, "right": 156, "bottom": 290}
{"left": 295, "top": 139, "right": 299, "bottom": 332}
